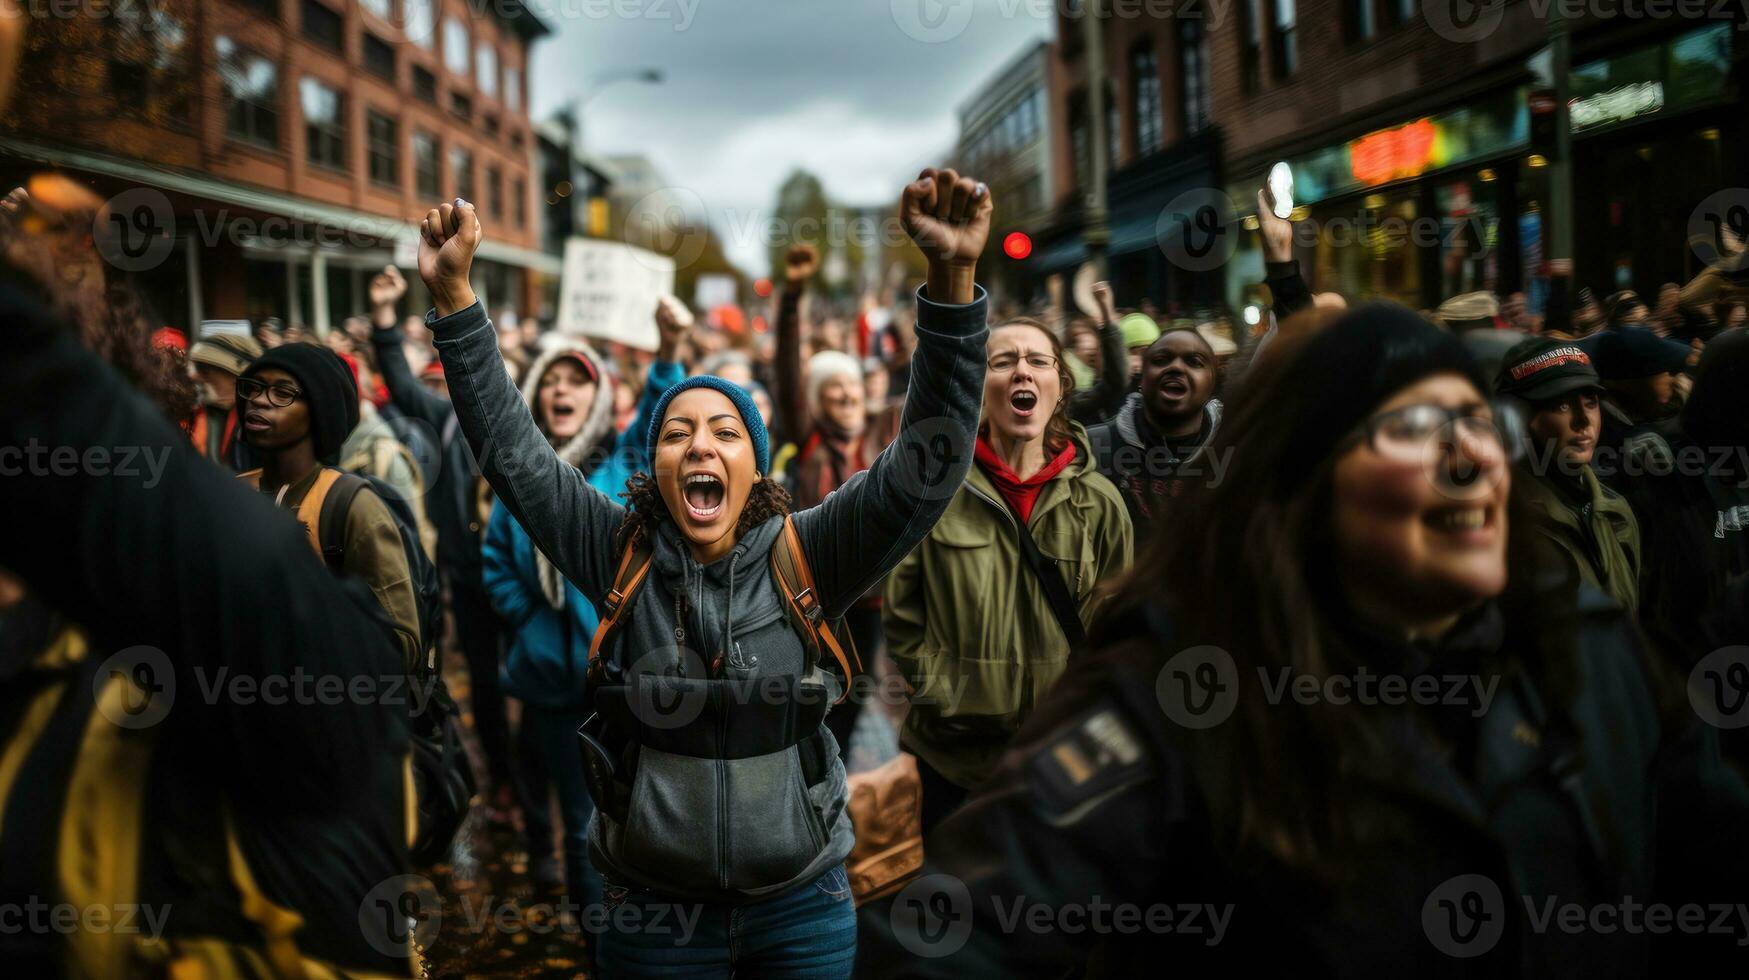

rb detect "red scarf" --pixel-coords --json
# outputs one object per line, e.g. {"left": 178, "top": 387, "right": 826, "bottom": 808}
{"left": 974, "top": 437, "right": 1076, "bottom": 525}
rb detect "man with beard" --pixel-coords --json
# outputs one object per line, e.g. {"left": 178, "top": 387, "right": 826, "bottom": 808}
{"left": 1087, "top": 326, "right": 1223, "bottom": 536}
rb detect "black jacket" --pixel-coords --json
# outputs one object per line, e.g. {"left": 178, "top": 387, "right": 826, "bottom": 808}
{"left": 0, "top": 286, "right": 411, "bottom": 974}
{"left": 372, "top": 324, "right": 484, "bottom": 581}
{"left": 859, "top": 591, "right": 1749, "bottom": 976}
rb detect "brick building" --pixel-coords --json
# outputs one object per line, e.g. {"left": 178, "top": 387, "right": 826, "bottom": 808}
{"left": 1028, "top": 2, "right": 1223, "bottom": 315}
{"left": 1205, "top": 0, "right": 1745, "bottom": 311}
{"left": 1, "top": 0, "right": 555, "bottom": 331}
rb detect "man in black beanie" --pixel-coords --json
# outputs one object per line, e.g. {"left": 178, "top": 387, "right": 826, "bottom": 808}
{"left": 237, "top": 343, "right": 422, "bottom": 669}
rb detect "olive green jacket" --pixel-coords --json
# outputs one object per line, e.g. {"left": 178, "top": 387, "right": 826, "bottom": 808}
{"left": 1518, "top": 462, "right": 1641, "bottom": 611}
{"left": 884, "top": 425, "right": 1134, "bottom": 788}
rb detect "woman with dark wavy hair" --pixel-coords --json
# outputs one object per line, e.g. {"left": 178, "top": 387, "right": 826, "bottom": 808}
{"left": 884, "top": 313, "right": 1133, "bottom": 833}
{"left": 857, "top": 301, "right": 1749, "bottom": 977}
{"left": 415, "top": 168, "right": 995, "bottom": 977}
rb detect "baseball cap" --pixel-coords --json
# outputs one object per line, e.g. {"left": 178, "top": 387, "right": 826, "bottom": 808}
{"left": 1495, "top": 337, "right": 1601, "bottom": 401}
{"left": 1580, "top": 326, "right": 1690, "bottom": 380}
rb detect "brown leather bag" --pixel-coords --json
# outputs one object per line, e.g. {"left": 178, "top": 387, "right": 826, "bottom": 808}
{"left": 845, "top": 752, "right": 924, "bottom": 906}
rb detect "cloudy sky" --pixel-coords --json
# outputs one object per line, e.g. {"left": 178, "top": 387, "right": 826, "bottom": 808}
{"left": 525, "top": 0, "right": 1054, "bottom": 276}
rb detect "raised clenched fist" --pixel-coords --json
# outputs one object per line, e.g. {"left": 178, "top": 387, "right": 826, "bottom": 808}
{"left": 784, "top": 244, "right": 819, "bottom": 285}
{"left": 901, "top": 167, "right": 991, "bottom": 270}
{"left": 417, "top": 199, "right": 482, "bottom": 317}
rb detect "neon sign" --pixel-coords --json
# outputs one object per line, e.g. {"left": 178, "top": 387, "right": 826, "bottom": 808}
{"left": 1348, "top": 119, "right": 1438, "bottom": 186}
{"left": 1569, "top": 82, "right": 1664, "bottom": 133}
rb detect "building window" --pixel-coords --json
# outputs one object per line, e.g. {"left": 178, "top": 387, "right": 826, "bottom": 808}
{"left": 1239, "top": 0, "right": 1261, "bottom": 93}
{"left": 451, "top": 146, "right": 474, "bottom": 200}
{"left": 1131, "top": 43, "right": 1162, "bottom": 157}
{"left": 486, "top": 165, "right": 502, "bottom": 217}
{"left": 483, "top": 113, "right": 499, "bottom": 137}
{"left": 414, "top": 130, "right": 439, "bottom": 197}
{"left": 110, "top": 4, "right": 193, "bottom": 121}
{"left": 1346, "top": 0, "right": 1376, "bottom": 41}
{"left": 363, "top": 33, "right": 396, "bottom": 81}
{"left": 403, "top": 0, "right": 433, "bottom": 49}
{"left": 367, "top": 109, "right": 399, "bottom": 186}
{"left": 510, "top": 130, "right": 524, "bottom": 152}
{"left": 412, "top": 65, "right": 436, "bottom": 103}
{"left": 1180, "top": 20, "right": 1211, "bottom": 135}
{"left": 476, "top": 44, "right": 497, "bottom": 98}
{"left": 1068, "top": 90, "right": 1089, "bottom": 194}
{"left": 216, "top": 36, "right": 278, "bottom": 149}
{"left": 513, "top": 176, "right": 526, "bottom": 228}
{"left": 300, "top": 0, "right": 343, "bottom": 53}
{"left": 443, "top": 18, "right": 470, "bottom": 78}
{"left": 1270, "top": 0, "right": 1298, "bottom": 80}
{"left": 300, "top": 77, "right": 346, "bottom": 170}
{"left": 240, "top": 0, "right": 278, "bottom": 19}
{"left": 450, "top": 91, "right": 472, "bottom": 121}
{"left": 360, "top": 0, "right": 390, "bottom": 19}
{"left": 505, "top": 66, "right": 521, "bottom": 112}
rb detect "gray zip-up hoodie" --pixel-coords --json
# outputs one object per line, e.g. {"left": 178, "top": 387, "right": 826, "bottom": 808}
{"left": 429, "top": 286, "right": 988, "bottom": 903}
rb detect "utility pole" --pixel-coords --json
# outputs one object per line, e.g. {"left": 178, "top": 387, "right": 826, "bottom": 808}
{"left": 1082, "top": 0, "right": 1111, "bottom": 279}
{"left": 1548, "top": 11, "right": 1574, "bottom": 266}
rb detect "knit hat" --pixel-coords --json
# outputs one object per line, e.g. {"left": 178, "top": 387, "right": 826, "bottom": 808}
{"left": 1120, "top": 312, "right": 1161, "bottom": 350}
{"left": 1276, "top": 303, "right": 1489, "bottom": 491}
{"left": 1581, "top": 326, "right": 1689, "bottom": 380}
{"left": 189, "top": 333, "right": 262, "bottom": 376}
{"left": 646, "top": 375, "right": 771, "bottom": 474}
{"left": 806, "top": 351, "right": 863, "bottom": 414}
{"left": 242, "top": 344, "right": 360, "bottom": 465}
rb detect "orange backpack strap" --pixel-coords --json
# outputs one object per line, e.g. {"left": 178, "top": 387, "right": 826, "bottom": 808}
{"left": 588, "top": 534, "right": 656, "bottom": 675}
{"left": 237, "top": 467, "right": 342, "bottom": 561}
{"left": 771, "top": 515, "right": 861, "bottom": 703}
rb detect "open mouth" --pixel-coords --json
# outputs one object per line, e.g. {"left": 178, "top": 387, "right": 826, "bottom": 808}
{"left": 1159, "top": 375, "right": 1189, "bottom": 397}
{"left": 243, "top": 412, "right": 270, "bottom": 432}
{"left": 1424, "top": 506, "right": 1495, "bottom": 538}
{"left": 1009, "top": 389, "right": 1038, "bottom": 417}
{"left": 682, "top": 472, "right": 725, "bottom": 521}
{"left": 550, "top": 402, "right": 576, "bottom": 421}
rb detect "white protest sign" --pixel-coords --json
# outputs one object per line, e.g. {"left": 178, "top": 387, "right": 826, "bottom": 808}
{"left": 693, "top": 273, "right": 737, "bottom": 312}
{"left": 198, "top": 319, "right": 253, "bottom": 339}
{"left": 555, "top": 238, "right": 674, "bottom": 351}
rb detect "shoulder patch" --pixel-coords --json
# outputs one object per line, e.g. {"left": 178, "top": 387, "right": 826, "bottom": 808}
{"left": 1029, "top": 707, "right": 1156, "bottom": 819}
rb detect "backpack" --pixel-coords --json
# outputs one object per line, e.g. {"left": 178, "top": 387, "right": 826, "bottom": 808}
{"left": 586, "top": 515, "right": 861, "bottom": 699}
{"left": 240, "top": 466, "right": 475, "bottom": 866}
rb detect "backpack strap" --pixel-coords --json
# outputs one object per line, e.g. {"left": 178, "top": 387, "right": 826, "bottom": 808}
{"left": 309, "top": 469, "right": 365, "bottom": 573}
{"left": 586, "top": 533, "right": 656, "bottom": 681}
{"left": 771, "top": 515, "right": 860, "bottom": 703}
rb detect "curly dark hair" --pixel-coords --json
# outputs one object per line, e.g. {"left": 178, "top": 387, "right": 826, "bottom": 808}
{"left": 615, "top": 472, "right": 793, "bottom": 551}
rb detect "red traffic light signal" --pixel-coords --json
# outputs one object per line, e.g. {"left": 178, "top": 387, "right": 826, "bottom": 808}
{"left": 1003, "top": 232, "right": 1032, "bottom": 260}
{"left": 753, "top": 278, "right": 773, "bottom": 298}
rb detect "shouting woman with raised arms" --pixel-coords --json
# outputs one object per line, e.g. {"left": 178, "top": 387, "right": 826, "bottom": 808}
{"left": 415, "top": 168, "right": 993, "bottom": 977}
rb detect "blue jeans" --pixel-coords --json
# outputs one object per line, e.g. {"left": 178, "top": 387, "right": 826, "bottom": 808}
{"left": 593, "top": 865, "right": 856, "bottom": 979}
{"left": 521, "top": 703, "right": 603, "bottom": 912}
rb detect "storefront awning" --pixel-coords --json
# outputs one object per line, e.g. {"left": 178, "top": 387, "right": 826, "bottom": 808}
{"left": 0, "top": 134, "right": 562, "bottom": 276}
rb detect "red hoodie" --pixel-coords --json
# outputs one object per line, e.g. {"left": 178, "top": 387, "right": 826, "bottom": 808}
{"left": 973, "top": 436, "right": 1077, "bottom": 525}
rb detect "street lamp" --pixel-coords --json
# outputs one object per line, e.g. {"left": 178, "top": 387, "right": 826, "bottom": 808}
{"left": 564, "top": 69, "right": 664, "bottom": 235}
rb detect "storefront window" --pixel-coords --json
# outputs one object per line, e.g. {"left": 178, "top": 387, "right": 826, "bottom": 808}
{"left": 1435, "top": 179, "right": 1499, "bottom": 299}
{"left": 1310, "top": 192, "right": 1420, "bottom": 307}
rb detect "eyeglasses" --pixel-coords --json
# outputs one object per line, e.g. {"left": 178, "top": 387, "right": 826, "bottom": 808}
{"left": 1349, "top": 401, "right": 1526, "bottom": 463}
{"left": 236, "top": 377, "right": 304, "bottom": 408}
{"left": 987, "top": 352, "right": 1059, "bottom": 374}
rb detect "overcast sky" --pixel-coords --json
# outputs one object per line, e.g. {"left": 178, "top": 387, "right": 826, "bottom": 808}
{"left": 525, "top": 0, "right": 1054, "bottom": 276}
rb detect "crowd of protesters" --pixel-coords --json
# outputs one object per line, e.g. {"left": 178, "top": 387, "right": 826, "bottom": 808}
{"left": 2, "top": 135, "right": 1748, "bottom": 979}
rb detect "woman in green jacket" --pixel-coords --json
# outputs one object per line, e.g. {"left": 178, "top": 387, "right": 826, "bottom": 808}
{"left": 884, "top": 315, "right": 1133, "bottom": 832}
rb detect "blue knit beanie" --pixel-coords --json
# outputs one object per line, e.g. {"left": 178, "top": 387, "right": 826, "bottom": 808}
{"left": 647, "top": 375, "right": 771, "bottom": 474}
